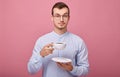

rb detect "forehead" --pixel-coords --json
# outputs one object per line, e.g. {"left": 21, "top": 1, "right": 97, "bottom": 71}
{"left": 53, "top": 7, "right": 69, "bottom": 15}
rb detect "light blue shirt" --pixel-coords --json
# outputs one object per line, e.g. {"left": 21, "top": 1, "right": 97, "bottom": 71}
{"left": 28, "top": 31, "right": 89, "bottom": 77}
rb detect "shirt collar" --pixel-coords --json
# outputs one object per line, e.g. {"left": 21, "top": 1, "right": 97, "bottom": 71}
{"left": 51, "top": 31, "right": 69, "bottom": 38}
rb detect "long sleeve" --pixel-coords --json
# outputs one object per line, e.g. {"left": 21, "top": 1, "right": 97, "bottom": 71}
{"left": 27, "top": 40, "right": 43, "bottom": 74}
{"left": 70, "top": 41, "right": 89, "bottom": 76}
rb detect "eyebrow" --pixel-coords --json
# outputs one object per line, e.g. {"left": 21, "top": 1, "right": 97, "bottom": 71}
{"left": 54, "top": 13, "right": 69, "bottom": 15}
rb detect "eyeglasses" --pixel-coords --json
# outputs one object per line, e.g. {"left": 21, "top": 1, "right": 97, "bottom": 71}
{"left": 53, "top": 14, "right": 69, "bottom": 20}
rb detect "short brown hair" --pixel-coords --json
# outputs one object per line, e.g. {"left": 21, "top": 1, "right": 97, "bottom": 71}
{"left": 52, "top": 2, "right": 70, "bottom": 16}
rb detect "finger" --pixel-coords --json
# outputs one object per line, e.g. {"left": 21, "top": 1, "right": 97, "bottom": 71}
{"left": 44, "top": 46, "right": 51, "bottom": 49}
{"left": 56, "top": 62, "right": 61, "bottom": 65}
{"left": 65, "top": 62, "right": 71, "bottom": 65}
{"left": 45, "top": 44, "right": 51, "bottom": 48}
{"left": 56, "top": 62, "right": 63, "bottom": 65}
{"left": 56, "top": 62, "right": 63, "bottom": 67}
{"left": 47, "top": 43, "right": 53, "bottom": 47}
{"left": 45, "top": 43, "right": 54, "bottom": 49}
{"left": 46, "top": 50, "right": 53, "bottom": 54}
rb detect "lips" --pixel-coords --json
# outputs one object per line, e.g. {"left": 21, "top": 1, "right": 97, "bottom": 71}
{"left": 59, "top": 22, "right": 65, "bottom": 25}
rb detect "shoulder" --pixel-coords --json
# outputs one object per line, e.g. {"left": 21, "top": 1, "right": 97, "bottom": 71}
{"left": 68, "top": 32, "right": 84, "bottom": 42}
{"left": 68, "top": 32, "right": 88, "bottom": 50}
{"left": 36, "top": 32, "right": 52, "bottom": 42}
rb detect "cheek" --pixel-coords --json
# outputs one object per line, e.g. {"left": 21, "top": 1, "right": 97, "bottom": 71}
{"left": 53, "top": 20, "right": 58, "bottom": 24}
{"left": 53, "top": 20, "right": 58, "bottom": 26}
{"left": 65, "top": 20, "right": 69, "bottom": 24}
{"left": 64, "top": 19, "right": 69, "bottom": 22}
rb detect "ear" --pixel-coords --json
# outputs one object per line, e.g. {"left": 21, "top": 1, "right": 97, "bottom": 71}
{"left": 68, "top": 16, "right": 70, "bottom": 21}
{"left": 51, "top": 16, "right": 53, "bottom": 21}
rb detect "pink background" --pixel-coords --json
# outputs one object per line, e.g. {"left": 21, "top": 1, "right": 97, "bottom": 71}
{"left": 0, "top": 0, "right": 120, "bottom": 77}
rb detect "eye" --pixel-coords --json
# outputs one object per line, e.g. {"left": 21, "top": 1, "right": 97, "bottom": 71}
{"left": 54, "top": 14, "right": 60, "bottom": 17}
{"left": 63, "top": 15, "right": 68, "bottom": 17}
{"left": 56, "top": 15, "right": 60, "bottom": 17}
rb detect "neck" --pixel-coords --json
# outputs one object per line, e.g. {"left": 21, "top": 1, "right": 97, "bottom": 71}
{"left": 54, "top": 28, "right": 67, "bottom": 35}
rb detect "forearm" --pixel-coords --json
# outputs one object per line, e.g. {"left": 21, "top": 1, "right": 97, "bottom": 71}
{"left": 70, "top": 41, "right": 89, "bottom": 76}
{"left": 28, "top": 53, "right": 43, "bottom": 74}
{"left": 70, "top": 65, "right": 89, "bottom": 76}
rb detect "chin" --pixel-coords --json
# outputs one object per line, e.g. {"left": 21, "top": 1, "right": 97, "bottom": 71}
{"left": 55, "top": 24, "right": 66, "bottom": 29}
{"left": 59, "top": 26, "right": 65, "bottom": 28}
{"left": 59, "top": 27, "right": 67, "bottom": 30}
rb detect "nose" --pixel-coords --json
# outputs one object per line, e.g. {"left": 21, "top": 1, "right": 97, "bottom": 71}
{"left": 60, "top": 16, "right": 64, "bottom": 21}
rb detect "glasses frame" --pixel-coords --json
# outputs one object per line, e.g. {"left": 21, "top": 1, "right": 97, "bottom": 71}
{"left": 53, "top": 14, "right": 69, "bottom": 20}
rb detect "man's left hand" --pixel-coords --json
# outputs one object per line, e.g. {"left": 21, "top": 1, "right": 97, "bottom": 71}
{"left": 56, "top": 62, "right": 73, "bottom": 71}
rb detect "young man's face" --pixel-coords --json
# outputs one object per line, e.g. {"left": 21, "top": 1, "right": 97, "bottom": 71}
{"left": 52, "top": 7, "right": 70, "bottom": 30}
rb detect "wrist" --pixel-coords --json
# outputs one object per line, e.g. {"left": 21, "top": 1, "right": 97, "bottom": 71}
{"left": 40, "top": 51, "right": 45, "bottom": 57}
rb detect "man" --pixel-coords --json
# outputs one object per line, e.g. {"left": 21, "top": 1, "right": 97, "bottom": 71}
{"left": 28, "top": 2, "right": 89, "bottom": 77}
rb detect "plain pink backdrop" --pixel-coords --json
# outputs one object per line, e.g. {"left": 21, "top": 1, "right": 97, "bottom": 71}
{"left": 0, "top": 0, "right": 120, "bottom": 77}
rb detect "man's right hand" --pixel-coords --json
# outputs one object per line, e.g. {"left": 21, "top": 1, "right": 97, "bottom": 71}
{"left": 40, "top": 43, "right": 54, "bottom": 57}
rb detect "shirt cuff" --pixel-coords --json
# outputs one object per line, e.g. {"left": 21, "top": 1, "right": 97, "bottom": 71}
{"left": 34, "top": 53, "right": 44, "bottom": 63}
{"left": 70, "top": 65, "right": 77, "bottom": 75}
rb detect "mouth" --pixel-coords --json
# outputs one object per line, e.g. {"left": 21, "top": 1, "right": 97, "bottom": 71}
{"left": 58, "top": 22, "right": 65, "bottom": 26}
